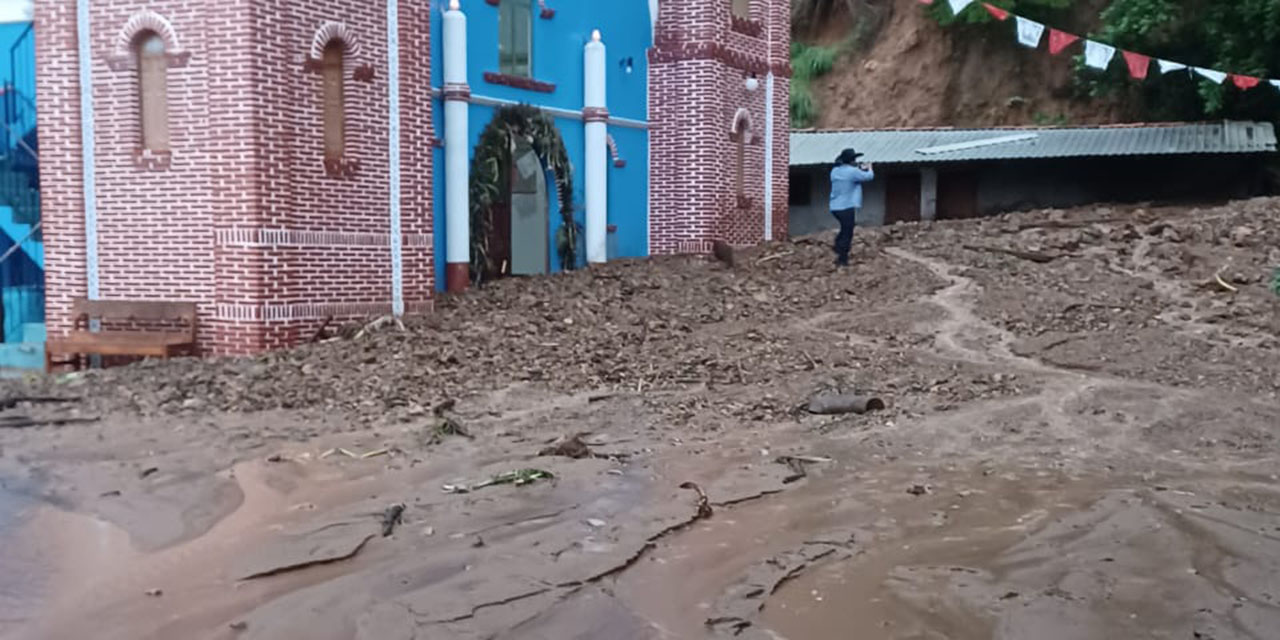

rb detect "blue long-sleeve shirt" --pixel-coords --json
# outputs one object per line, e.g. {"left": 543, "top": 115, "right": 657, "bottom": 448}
{"left": 829, "top": 164, "right": 875, "bottom": 210}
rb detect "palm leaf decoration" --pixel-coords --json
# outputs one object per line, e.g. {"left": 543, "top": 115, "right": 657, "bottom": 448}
{"left": 468, "top": 104, "right": 578, "bottom": 285}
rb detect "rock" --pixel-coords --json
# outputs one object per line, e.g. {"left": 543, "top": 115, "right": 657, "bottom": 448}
{"left": 1231, "top": 271, "right": 1260, "bottom": 285}
{"left": 1230, "top": 226, "right": 1255, "bottom": 247}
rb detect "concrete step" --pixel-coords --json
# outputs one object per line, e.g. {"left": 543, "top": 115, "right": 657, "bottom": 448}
{"left": 0, "top": 340, "right": 43, "bottom": 371}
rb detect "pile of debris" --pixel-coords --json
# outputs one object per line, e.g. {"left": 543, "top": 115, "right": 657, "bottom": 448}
{"left": 6, "top": 197, "right": 1279, "bottom": 419}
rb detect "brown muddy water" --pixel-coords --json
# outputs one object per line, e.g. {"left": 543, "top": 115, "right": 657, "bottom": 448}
{"left": 0, "top": 482, "right": 43, "bottom": 635}
{"left": 759, "top": 473, "right": 1280, "bottom": 640}
{"left": 614, "top": 464, "right": 1280, "bottom": 640}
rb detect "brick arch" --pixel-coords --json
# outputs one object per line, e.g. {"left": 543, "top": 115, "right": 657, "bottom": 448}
{"left": 106, "top": 10, "right": 190, "bottom": 71}
{"left": 731, "top": 108, "right": 753, "bottom": 141}
{"left": 113, "top": 9, "right": 183, "bottom": 57}
{"left": 307, "top": 22, "right": 375, "bottom": 82}
{"left": 310, "top": 21, "right": 364, "bottom": 61}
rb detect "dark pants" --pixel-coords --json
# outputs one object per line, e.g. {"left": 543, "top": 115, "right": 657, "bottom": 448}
{"left": 832, "top": 207, "right": 858, "bottom": 265}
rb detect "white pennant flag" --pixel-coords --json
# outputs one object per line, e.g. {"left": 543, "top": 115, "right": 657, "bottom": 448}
{"left": 1270, "top": 79, "right": 1280, "bottom": 90}
{"left": 1084, "top": 40, "right": 1117, "bottom": 70}
{"left": 1015, "top": 17, "right": 1045, "bottom": 48}
{"left": 948, "top": 0, "right": 974, "bottom": 15}
{"left": 1193, "top": 67, "right": 1227, "bottom": 84}
{"left": 1157, "top": 59, "right": 1187, "bottom": 74}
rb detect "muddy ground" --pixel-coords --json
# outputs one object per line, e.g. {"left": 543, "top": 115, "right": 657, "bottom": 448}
{"left": 1, "top": 198, "right": 1279, "bottom": 639}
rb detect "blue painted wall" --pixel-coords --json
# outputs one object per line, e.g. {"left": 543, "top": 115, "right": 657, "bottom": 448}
{"left": 430, "top": 0, "right": 652, "bottom": 289}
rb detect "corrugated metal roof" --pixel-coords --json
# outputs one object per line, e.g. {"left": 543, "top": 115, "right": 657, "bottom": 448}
{"left": 790, "top": 121, "right": 1278, "bottom": 166}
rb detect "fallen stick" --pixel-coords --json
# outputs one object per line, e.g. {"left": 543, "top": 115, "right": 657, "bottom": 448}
{"left": 309, "top": 316, "right": 333, "bottom": 344}
{"left": 0, "top": 396, "right": 80, "bottom": 411}
{"left": 963, "top": 244, "right": 1061, "bottom": 264}
{"left": 353, "top": 315, "right": 405, "bottom": 340}
{"left": 0, "top": 415, "right": 99, "bottom": 429}
{"left": 755, "top": 250, "right": 794, "bottom": 265}
{"left": 1213, "top": 269, "right": 1239, "bottom": 293}
{"left": 381, "top": 503, "right": 405, "bottom": 537}
{"left": 1007, "top": 217, "right": 1112, "bottom": 232}
{"left": 679, "top": 481, "right": 713, "bottom": 519}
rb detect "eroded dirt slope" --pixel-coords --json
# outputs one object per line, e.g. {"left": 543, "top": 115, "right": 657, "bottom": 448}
{"left": 804, "top": 0, "right": 1129, "bottom": 129}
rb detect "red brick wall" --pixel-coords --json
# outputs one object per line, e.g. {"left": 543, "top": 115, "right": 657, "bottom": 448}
{"left": 648, "top": 0, "right": 791, "bottom": 254}
{"left": 34, "top": 1, "right": 87, "bottom": 342}
{"left": 36, "top": 0, "right": 433, "bottom": 355}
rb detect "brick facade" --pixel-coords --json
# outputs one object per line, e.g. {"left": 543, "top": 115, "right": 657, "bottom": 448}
{"left": 36, "top": 0, "right": 789, "bottom": 355}
{"left": 36, "top": 0, "right": 433, "bottom": 355}
{"left": 648, "top": 0, "right": 791, "bottom": 254}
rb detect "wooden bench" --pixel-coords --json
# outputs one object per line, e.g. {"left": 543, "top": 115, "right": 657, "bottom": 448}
{"left": 45, "top": 299, "right": 198, "bottom": 372}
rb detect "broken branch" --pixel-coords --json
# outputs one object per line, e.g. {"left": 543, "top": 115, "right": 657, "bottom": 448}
{"left": 963, "top": 244, "right": 1062, "bottom": 264}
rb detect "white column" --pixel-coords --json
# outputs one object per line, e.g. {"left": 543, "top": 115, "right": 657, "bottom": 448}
{"left": 386, "top": 0, "right": 404, "bottom": 315}
{"left": 76, "top": 0, "right": 99, "bottom": 300}
{"left": 763, "top": 72, "right": 775, "bottom": 241}
{"left": 583, "top": 30, "right": 608, "bottom": 265}
{"left": 443, "top": 0, "right": 470, "bottom": 292}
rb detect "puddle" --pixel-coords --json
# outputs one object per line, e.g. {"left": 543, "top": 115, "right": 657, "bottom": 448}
{"left": 0, "top": 483, "right": 46, "bottom": 635}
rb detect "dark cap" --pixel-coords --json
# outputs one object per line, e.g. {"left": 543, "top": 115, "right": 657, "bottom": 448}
{"left": 835, "top": 148, "right": 864, "bottom": 165}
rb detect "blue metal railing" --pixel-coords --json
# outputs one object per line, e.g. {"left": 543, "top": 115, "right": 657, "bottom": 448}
{"left": 0, "top": 21, "right": 41, "bottom": 348}
{"left": 8, "top": 22, "right": 34, "bottom": 146}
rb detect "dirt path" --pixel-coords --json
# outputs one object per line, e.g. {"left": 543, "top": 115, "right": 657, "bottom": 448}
{"left": 2, "top": 199, "right": 1279, "bottom": 638}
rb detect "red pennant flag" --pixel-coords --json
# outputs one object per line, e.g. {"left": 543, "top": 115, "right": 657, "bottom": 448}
{"left": 1231, "top": 74, "right": 1261, "bottom": 90}
{"left": 919, "top": 0, "right": 934, "bottom": 4}
{"left": 982, "top": 3, "right": 1010, "bottom": 20}
{"left": 1048, "top": 29, "right": 1080, "bottom": 55}
{"left": 1122, "top": 51, "right": 1150, "bottom": 79}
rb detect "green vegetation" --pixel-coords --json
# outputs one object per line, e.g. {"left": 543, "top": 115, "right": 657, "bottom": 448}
{"left": 469, "top": 105, "right": 577, "bottom": 283}
{"left": 1271, "top": 267, "right": 1280, "bottom": 297}
{"left": 791, "top": 42, "right": 839, "bottom": 128}
{"left": 1032, "top": 111, "right": 1070, "bottom": 125}
{"left": 790, "top": 1, "right": 892, "bottom": 128}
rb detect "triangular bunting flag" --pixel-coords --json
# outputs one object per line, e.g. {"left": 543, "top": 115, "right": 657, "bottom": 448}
{"left": 948, "top": 0, "right": 974, "bottom": 15}
{"left": 918, "top": 0, "right": 934, "bottom": 4}
{"left": 1015, "top": 16, "right": 1045, "bottom": 48}
{"left": 1231, "top": 74, "right": 1261, "bottom": 90}
{"left": 1157, "top": 59, "right": 1187, "bottom": 74}
{"left": 1122, "top": 51, "right": 1150, "bottom": 79}
{"left": 1084, "top": 40, "right": 1117, "bottom": 70}
{"left": 1193, "top": 67, "right": 1228, "bottom": 84}
{"left": 1048, "top": 29, "right": 1080, "bottom": 55}
{"left": 982, "top": 3, "right": 1010, "bottom": 20}
{"left": 1272, "top": 79, "right": 1280, "bottom": 90}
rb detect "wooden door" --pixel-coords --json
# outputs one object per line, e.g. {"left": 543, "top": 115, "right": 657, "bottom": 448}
{"left": 885, "top": 173, "right": 922, "bottom": 225}
{"left": 937, "top": 171, "right": 979, "bottom": 220}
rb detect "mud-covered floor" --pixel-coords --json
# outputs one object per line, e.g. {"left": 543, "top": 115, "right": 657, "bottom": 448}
{"left": 2, "top": 198, "right": 1279, "bottom": 639}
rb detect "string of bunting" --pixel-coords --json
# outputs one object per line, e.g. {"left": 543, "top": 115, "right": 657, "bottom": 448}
{"left": 920, "top": 0, "right": 1280, "bottom": 92}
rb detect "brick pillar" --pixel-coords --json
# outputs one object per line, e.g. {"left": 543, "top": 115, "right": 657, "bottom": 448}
{"left": 399, "top": 0, "right": 435, "bottom": 310}
{"left": 647, "top": 0, "right": 790, "bottom": 254}
{"left": 208, "top": 0, "right": 269, "bottom": 355}
{"left": 35, "top": 0, "right": 88, "bottom": 340}
{"left": 766, "top": 0, "right": 792, "bottom": 243}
